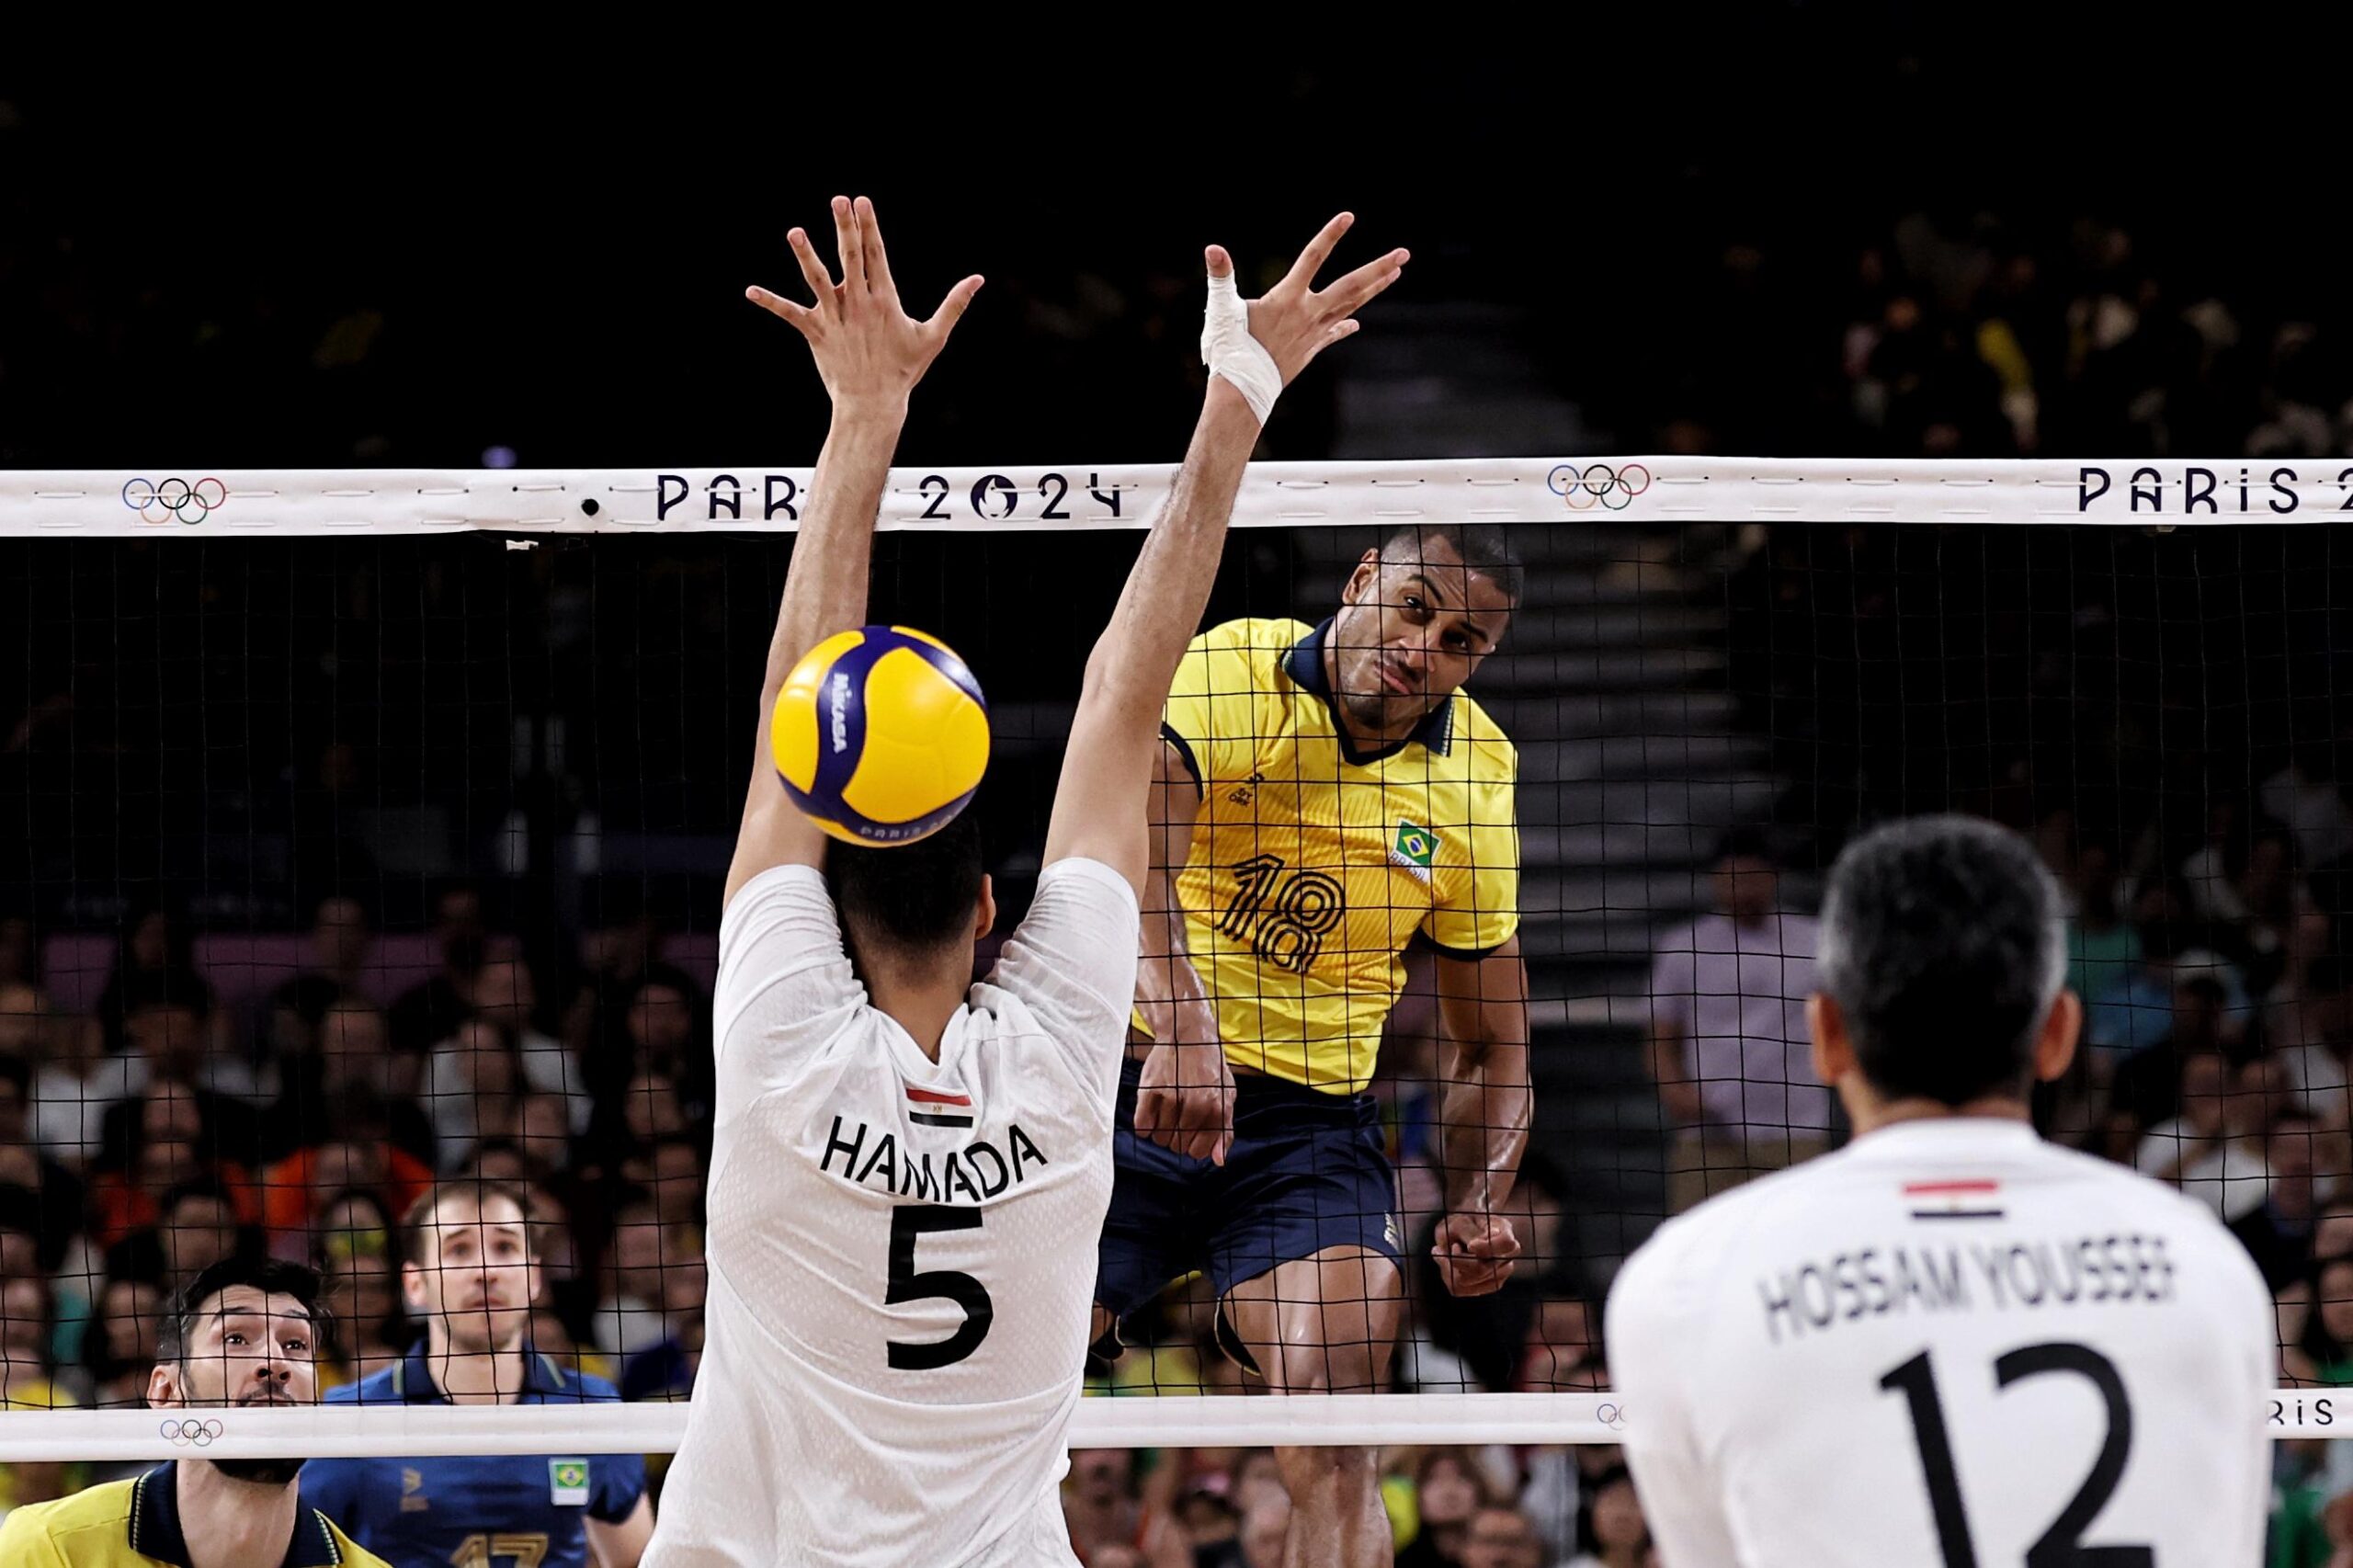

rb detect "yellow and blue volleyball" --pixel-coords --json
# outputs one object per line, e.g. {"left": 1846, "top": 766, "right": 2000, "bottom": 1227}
{"left": 770, "top": 626, "right": 989, "bottom": 846}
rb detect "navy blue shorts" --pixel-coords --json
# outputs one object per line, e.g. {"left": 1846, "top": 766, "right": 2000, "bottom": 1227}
{"left": 1095, "top": 1056, "right": 1403, "bottom": 1331}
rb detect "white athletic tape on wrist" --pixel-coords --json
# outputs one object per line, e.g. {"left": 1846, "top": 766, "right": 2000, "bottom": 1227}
{"left": 1201, "top": 270, "right": 1283, "bottom": 425}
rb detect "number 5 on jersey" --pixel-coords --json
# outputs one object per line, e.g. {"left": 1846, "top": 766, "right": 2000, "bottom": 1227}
{"left": 887, "top": 1206, "right": 994, "bottom": 1369}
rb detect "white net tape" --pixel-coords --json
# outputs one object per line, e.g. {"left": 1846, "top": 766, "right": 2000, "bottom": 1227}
{"left": 5, "top": 457, "right": 2351, "bottom": 536}
{"left": 0, "top": 1392, "right": 2335, "bottom": 1461}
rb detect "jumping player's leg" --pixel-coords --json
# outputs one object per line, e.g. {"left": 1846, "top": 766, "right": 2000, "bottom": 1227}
{"left": 1222, "top": 1246, "right": 1404, "bottom": 1568}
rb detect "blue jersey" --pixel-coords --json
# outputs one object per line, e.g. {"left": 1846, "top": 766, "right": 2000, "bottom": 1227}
{"left": 300, "top": 1346, "right": 646, "bottom": 1568}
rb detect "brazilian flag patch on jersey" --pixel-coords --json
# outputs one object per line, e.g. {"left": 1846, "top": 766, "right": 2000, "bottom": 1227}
{"left": 550, "top": 1459, "right": 590, "bottom": 1506}
{"left": 1392, "top": 820, "right": 1438, "bottom": 879}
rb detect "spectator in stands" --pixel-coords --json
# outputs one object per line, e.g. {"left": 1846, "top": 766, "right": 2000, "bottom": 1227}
{"left": 0, "top": 1051, "right": 84, "bottom": 1267}
{"left": 1397, "top": 1450, "right": 1485, "bottom": 1568}
{"left": 1645, "top": 831, "right": 1834, "bottom": 1211}
{"left": 387, "top": 885, "right": 488, "bottom": 1055}
{"left": 466, "top": 957, "right": 587, "bottom": 1132}
{"left": 2063, "top": 836, "right": 2140, "bottom": 1006}
{"left": 17, "top": 980, "right": 137, "bottom": 1170}
{"left": 0, "top": 1271, "right": 76, "bottom": 1510}
{"left": 1456, "top": 1504, "right": 1541, "bottom": 1568}
{"left": 2108, "top": 973, "right": 2236, "bottom": 1142}
{"left": 263, "top": 893, "right": 376, "bottom": 1056}
{"left": 2084, "top": 881, "right": 2251, "bottom": 1061}
{"left": 77, "top": 1275, "right": 163, "bottom": 1409}
{"left": 595, "top": 977, "right": 713, "bottom": 1133}
{"left": 312, "top": 1189, "right": 407, "bottom": 1390}
{"left": 108, "top": 1177, "right": 257, "bottom": 1293}
{"left": 565, "top": 903, "right": 700, "bottom": 1084}
{"left": 2134, "top": 1050, "right": 2279, "bottom": 1221}
{"left": 268, "top": 995, "right": 435, "bottom": 1166}
{"left": 103, "top": 992, "right": 261, "bottom": 1165}
{"left": 619, "top": 1134, "right": 704, "bottom": 1232}
{"left": 2263, "top": 740, "right": 2353, "bottom": 874}
{"left": 620, "top": 1310, "right": 701, "bottom": 1404}
{"left": 590, "top": 1196, "right": 703, "bottom": 1358}
{"left": 88, "top": 1080, "right": 258, "bottom": 1249}
{"left": 93, "top": 906, "right": 229, "bottom": 1062}
{"left": 1062, "top": 1449, "right": 1141, "bottom": 1563}
{"left": 2234, "top": 1109, "right": 2328, "bottom": 1290}
{"left": 258, "top": 1088, "right": 435, "bottom": 1254}
{"left": 421, "top": 1015, "right": 524, "bottom": 1164}
{"left": 2282, "top": 1255, "right": 2353, "bottom": 1385}
{"left": 1564, "top": 1465, "right": 1649, "bottom": 1568}
{"left": 1237, "top": 1493, "right": 1289, "bottom": 1568}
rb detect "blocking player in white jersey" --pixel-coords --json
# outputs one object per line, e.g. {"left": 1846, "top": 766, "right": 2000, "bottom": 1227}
{"left": 1606, "top": 814, "right": 2273, "bottom": 1567}
{"left": 641, "top": 197, "right": 1406, "bottom": 1568}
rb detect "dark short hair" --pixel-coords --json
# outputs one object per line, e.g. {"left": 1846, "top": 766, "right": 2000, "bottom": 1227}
{"left": 1817, "top": 814, "right": 2066, "bottom": 1108}
{"left": 824, "top": 809, "right": 986, "bottom": 961}
{"left": 157, "top": 1257, "right": 332, "bottom": 1364}
{"left": 1380, "top": 524, "right": 1525, "bottom": 605}
{"left": 401, "top": 1178, "right": 535, "bottom": 1267}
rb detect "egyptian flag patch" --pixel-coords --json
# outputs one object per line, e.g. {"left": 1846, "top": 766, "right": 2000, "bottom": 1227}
{"left": 1904, "top": 1180, "right": 2005, "bottom": 1221}
{"left": 906, "top": 1084, "right": 975, "bottom": 1129}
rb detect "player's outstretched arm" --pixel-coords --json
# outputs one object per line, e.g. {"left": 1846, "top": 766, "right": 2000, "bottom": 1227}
{"left": 724, "top": 196, "right": 983, "bottom": 909}
{"left": 1430, "top": 939, "right": 1532, "bottom": 1296}
{"left": 1040, "top": 215, "right": 1407, "bottom": 895}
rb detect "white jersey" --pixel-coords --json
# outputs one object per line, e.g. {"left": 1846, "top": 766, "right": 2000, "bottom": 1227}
{"left": 1606, "top": 1119, "right": 2273, "bottom": 1568}
{"left": 645, "top": 858, "right": 1138, "bottom": 1568}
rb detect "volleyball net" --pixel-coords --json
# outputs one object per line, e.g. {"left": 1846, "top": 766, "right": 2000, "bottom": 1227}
{"left": 1, "top": 455, "right": 2350, "bottom": 1464}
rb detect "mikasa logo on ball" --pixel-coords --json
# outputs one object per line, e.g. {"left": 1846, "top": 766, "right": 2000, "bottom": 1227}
{"left": 829, "top": 671, "right": 851, "bottom": 753}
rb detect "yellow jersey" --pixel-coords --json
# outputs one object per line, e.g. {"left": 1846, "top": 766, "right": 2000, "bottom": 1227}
{"left": 1158, "top": 617, "right": 1519, "bottom": 1094}
{"left": 0, "top": 1463, "right": 392, "bottom": 1568}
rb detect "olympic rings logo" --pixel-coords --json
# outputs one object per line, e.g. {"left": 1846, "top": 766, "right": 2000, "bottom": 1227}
{"left": 159, "top": 1417, "right": 225, "bottom": 1447}
{"left": 1595, "top": 1402, "right": 1627, "bottom": 1429}
{"left": 1547, "top": 463, "right": 1652, "bottom": 511}
{"left": 121, "top": 478, "right": 227, "bottom": 526}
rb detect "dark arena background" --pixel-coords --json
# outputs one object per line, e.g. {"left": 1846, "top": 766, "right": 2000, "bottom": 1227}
{"left": 4, "top": 19, "right": 2353, "bottom": 1567}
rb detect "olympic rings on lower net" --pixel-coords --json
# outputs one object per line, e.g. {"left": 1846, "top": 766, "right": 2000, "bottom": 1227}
{"left": 158, "top": 1417, "right": 225, "bottom": 1446}
{"left": 1595, "top": 1403, "right": 1627, "bottom": 1429}
{"left": 1547, "top": 462, "right": 1652, "bottom": 511}
{"left": 122, "top": 477, "right": 227, "bottom": 525}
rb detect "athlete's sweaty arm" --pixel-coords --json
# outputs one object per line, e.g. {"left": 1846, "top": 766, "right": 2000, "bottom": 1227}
{"left": 724, "top": 195, "right": 983, "bottom": 906}
{"left": 1431, "top": 938, "right": 1531, "bottom": 1296}
{"left": 1042, "top": 216, "right": 1406, "bottom": 900}
{"left": 1133, "top": 736, "right": 1232, "bottom": 1163}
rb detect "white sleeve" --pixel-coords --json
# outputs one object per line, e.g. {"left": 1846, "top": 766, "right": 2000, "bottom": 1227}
{"left": 1606, "top": 1228, "right": 1745, "bottom": 1568}
{"left": 711, "top": 865, "right": 867, "bottom": 1110}
{"left": 986, "top": 858, "right": 1142, "bottom": 1102}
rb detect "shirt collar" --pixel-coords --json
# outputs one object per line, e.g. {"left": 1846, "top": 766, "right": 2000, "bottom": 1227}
{"left": 1279, "top": 618, "right": 1455, "bottom": 764}
{"left": 392, "top": 1340, "right": 570, "bottom": 1403}
{"left": 129, "top": 1461, "right": 347, "bottom": 1568}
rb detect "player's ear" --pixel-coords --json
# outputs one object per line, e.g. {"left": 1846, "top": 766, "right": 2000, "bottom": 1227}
{"left": 401, "top": 1261, "right": 428, "bottom": 1314}
{"left": 972, "top": 873, "right": 996, "bottom": 942}
{"left": 1807, "top": 992, "right": 1851, "bottom": 1087}
{"left": 2033, "top": 990, "right": 2082, "bottom": 1084}
{"left": 1341, "top": 551, "right": 1380, "bottom": 607}
{"left": 147, "top": 1361, "right": 181, "bottom": 1408}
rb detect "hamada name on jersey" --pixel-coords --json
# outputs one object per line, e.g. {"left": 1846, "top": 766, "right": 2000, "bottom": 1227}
{"left": 817, "top": 1087, "right": 1054, "bottom": 1205}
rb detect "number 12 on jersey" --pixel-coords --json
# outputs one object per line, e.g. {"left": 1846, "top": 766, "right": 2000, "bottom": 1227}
{"left": 1881, "top": 1341, "right": 2149, "bottom": 1568}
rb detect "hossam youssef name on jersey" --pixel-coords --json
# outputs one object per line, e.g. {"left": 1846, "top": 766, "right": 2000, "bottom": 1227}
{"left": 818, "top": 1116, "right": 1051, "bottom": 1204}
{"left": 1757, "top": 1233, "right": 2180, "bottom": 1346}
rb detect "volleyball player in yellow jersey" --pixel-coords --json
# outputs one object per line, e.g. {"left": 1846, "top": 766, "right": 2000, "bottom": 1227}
{"left": 1094, "top": 528, "right": 1530, "bottom": 1568}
